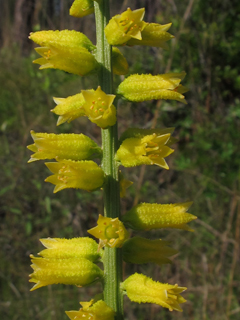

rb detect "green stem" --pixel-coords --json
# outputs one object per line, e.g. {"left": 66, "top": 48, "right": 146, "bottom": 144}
{"left": 94, "top": 1, "right": 123, "bottom": 320}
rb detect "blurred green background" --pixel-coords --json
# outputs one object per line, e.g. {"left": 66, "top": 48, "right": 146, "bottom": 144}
{"left": 0, "top": 0, "right": 240, "bottom": 319}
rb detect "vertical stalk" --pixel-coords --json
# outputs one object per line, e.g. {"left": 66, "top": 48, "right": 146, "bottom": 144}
{"left": 94, "top": 1, "right": 123, "bottom": 320}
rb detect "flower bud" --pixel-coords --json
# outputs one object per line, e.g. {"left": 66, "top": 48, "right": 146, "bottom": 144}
{"left": 122, "top": 202, "right": 197, "bottom": 231}
{"left": 66, "top": 299, "right": 115, "bottom": 320}
{"left": 29, "top": 256, "right": 103, "bottom": 291}
{"left": 38, "top": 237, "right": 101, "bottom": 262}
{"left": 112, "top": 47, "right": 129, "bottom": 75}
{"left": 51, "top": 93, "right": 87, "bottom": 126}
{"left": 27, "top": 131, "right": 102, "bottom": 162}
{"left": 105, "top": 8, "right": 146, "bottom": 45}
{"left": 121, "top": 273, "right": 187, "bottom": 312}
{"left": 45, "top": 159, "right": 104, "bottom": 193}
{"left": 69, "top": 0, "right": 99, "bottom": 18}
{"left": 126, "top": 23, "right": 174, "bottom": 48}
{"left": 117, "top": 72, "right": 188, "bottom": 103}
{"left": 115, "top": 133, "right": 174, "bottom": 169}
{"left": 81, "top": 86, "right": 116, "bottom": 128}
{"left": 88, "top": 214, "right": 129, "bottom": 249}
{"left": 122, "top": 237, "right": 178, "bottom": 265}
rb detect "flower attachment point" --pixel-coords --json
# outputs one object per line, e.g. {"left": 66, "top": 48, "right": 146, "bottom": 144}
{"left": 81, "top": 86, "right": 116, "bottom": 128}
{"left": 122, "top": 202, "right": 197, "bottom": 231}
{"left": 45, "top": 159, "right": 104, "bottom": 193}
{"left": 121, "top": 273, "right": 187, "bottom": 312}
{"left": 66, "top": 299, "right": 115, "bottom": 320}
{"left": 88, "top": 215, "right": 129, "bottom": 249}
{"left": 117, "top": 72, "right": 188, "bottom": 103}
{"left": 115, "top": 132, "right": 174, "bottom": 169}
{"left": 105, "top": 8, "right": 146, "bottom": 45}
{"left": 29, "top": 256, "right": 103, "bottom": 291}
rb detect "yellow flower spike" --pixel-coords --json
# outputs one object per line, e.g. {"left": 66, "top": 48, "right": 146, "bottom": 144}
{"left": 38, "top": 237, "right": 101, "bottom": 262}
{"left": 115, "top": 133, "right": 174, "bottom": 168}
{"left": 117, "top": 72, "right": 188, "bottom": 103}
{"left": 81, "top": 86, "right": 117, "bottom": 129}
{"left": 122, "top": 202, "right": 197, "bottom": 231}
{"left": 104, "top": 8, "right": 146, "bottom": 45}
{"left": 122, "top": 237, "right": 178, "bottom": 266}
{"left": 29, "top": 30, "right": 96, "bottom": 52}
{"left": 52, "top": 93, "right": 87, "bottom": 126}
{"left": 119, "top": 171, "right": 133, "bottom": 198}
{"left": 27, "top": 131, "right": 102, "bottom": 162}
{"left": 45, "top": 159, "right": 104, "bottom": 193}
{"left": 112, "top": 47, "right": 129, "bottom": 75}
{"left": 66, "top": 299, "right": 115, "bottom": 320}
{"left": 88, "top": 214, "right": 129, "bottom": 248}
{"left": 119, "top": 127, "right": 177, "bottom": 146}
{"left": 29, "top": 256, "right": 103, "bottom": 291}
{"left": 121, "top": 273, "right": 187, "bottom": 312}
{"left": 126, "top": 22, "right": 174, "bottom": 48}
{"left": 69, "top": 0, "right": 100, "bottom": 18}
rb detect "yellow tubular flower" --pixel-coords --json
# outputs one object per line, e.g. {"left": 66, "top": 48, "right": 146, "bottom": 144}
{"left": 45, "top": 159, "right": 104, "bottom": 193}
{"left": 104, "top": 8, "right": 146, "bottom": 45}
{"left": 29, "top": 30, "right": 98, "bottom": 76}
{"left": 88, "top": 215, "right": 129, "bottom": 249}
{"left": 115, "top": 133, "right": 174, "bottom": 168}
{"left": 29, "top": 256, "right": 103, "bottom": 291}
{"left": 81, "top": 86, "right": 116, "bottom": 129}
{"left": 122, "top": 237, "right": 178, "bottom": 265}
{"left": 29, "top": 30, "right": 96, "bottom": 52}
{"left": 69, "top": 0, "right": 100, "bottom": 18}
{"left": 119, "top": 127, "right": 177, "bottom": 146}
{"left": 38, "top": 237, "right": 101, "bottom": 262}
{"left": 27, "top": 131, "right": 102, "bottom": 162}
{"left": 126, "top": 23, "right": 174, "bottom": 48}
{"left": 121, "top": 273, "right": 187, "bottom": 312}
{"left": 117, "top": 72, "right": 188, "bottom": 103}
{"left": 112, "top": 47, "right": 129, "bottom": 75}
{"left": 51, "top": 93, "right": 88, "bottom": 126}
{"left": 122, "top": 202, "right": 197, "bottom": 231}
{"left": 66, "top": 299, "right": 115, "bottom": 320}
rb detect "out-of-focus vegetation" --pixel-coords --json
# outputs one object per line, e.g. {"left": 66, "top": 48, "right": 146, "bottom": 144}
{"left": 0, "top": 0, "right": 239, "bottom": 319}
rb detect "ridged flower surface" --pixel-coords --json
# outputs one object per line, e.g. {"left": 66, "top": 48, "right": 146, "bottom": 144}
{"left": 38, "top": 237, "right": 101, "bottom": 262}
{"left": 88, "top": 215, "right": 129, "bottom": 248}
{"left": 69, "top": 0, "right": 100, "bottom": 18}
{"left": 27, "top": 131, "right": 102, "bottom": 162}
{"left": 66, "top": 299, "right": 115, "bottom": 320}
{"left": 81, "top": 86, "right": 116, "bottom": 128}
{"left": 105, "top": 8, "right": 146, "bottom": 45}
{"left": 116, "top": 132, "right": 174, "bottom": 168}
{"left": 29, "top": 256, "right": 103, "bottom": 291}
{"left": 29, "top": 30, "right": 98, "bottom": 75}
{"left": 45, "top": 159, "right": 104, "bottom": 193}
{"left": 121, "top": 273, "right": 187, "bottom": 312}
{"left": 122, "top": 237, "right": 177, "bottom": 265}
{"left": 117, "top": 72, "right": 188, "bottom": 103}
{"left": 122, "top": 202, "right": 197, "bottom": 231}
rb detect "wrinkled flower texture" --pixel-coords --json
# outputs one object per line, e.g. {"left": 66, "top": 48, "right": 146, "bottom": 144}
{"left": 28, "top": 1, "right": 197, "bottom": 320}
